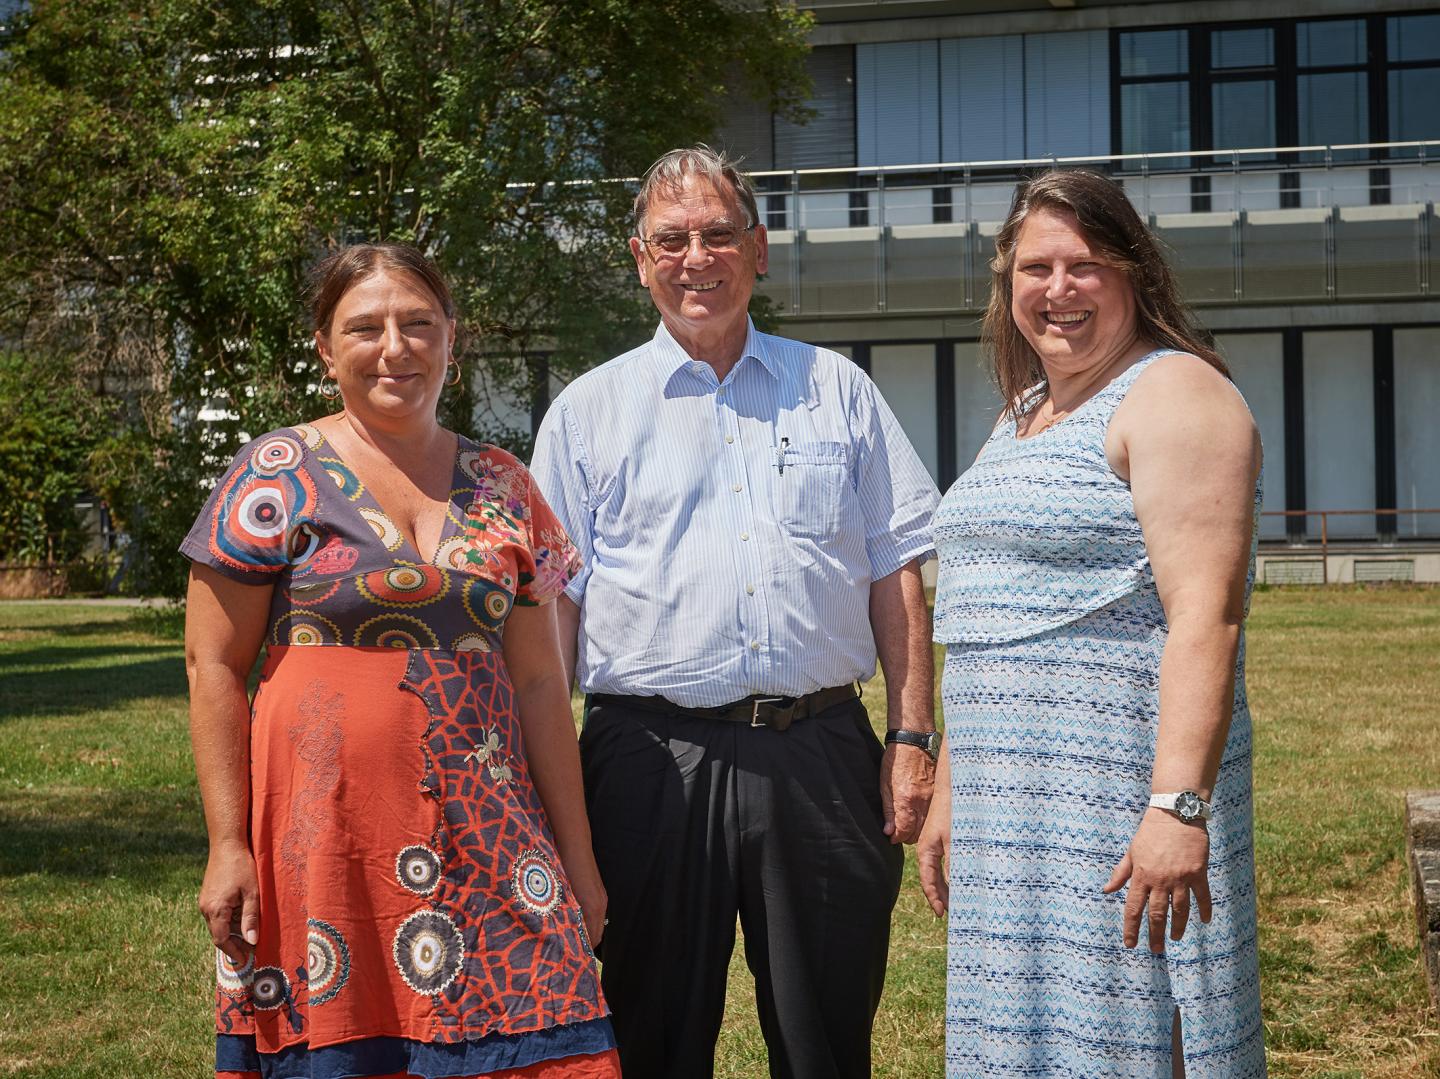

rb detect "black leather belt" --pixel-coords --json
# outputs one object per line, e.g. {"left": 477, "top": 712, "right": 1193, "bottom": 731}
{"left": 590, "top": 684, "right": 858, "bottom": 732}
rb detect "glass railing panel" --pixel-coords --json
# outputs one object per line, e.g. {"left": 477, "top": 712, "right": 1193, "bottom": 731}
{"left": 1240, "top": 210, "right": 1330, "bottom": 300}
{"left": 1335, "top": 206, "right": 1425, "bottom": 297}
{"left": 1298, "top": 167, "right": 1373, "bottom": 210}
{"left": 757, "top": 231, "right": 795, "bottom": 314}
{"left": 1428, "top": 207, "right": 1439, "bottom": 295}
{"left": 1389, "top": 164, "right": 1440, "bottom": 205}
{"left": 964, "top": 181, "right": 1020, "bottom": 227}
{"left": 1154, "top": 213, "right": 1235, "bottom": 304}
{"left": 798, "top": 190, "right": 868, "bottom": 231}
{"left": 970, "top": 225, "right": 998, "bottom": 313}
{"left": 797, "top": 228, "right": 882, "bottom": 314}
{"left": 877, "top": 184, "right": 938, "bottom": 227}
{"left": 1120, "top": 174, "right": 1192, "bottom": 217}
{"left": 885, "top": 224, "right": 969, "bottom": 312}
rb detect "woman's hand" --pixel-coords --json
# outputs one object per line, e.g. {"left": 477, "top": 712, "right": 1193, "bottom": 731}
{"left": 566, "top": 860, "right": 609, "bottom": 950}
{"left": 916, "top": 737, "right": 951, "bottom": 917}
{"left": 199, "top": 840, "right": 260, "bottom": 966}
{"left": 1103, "top": 807, "right": 1212, "bottom": 952}
{"left": 916, "top": 802, "right": 950, "bottom": 918}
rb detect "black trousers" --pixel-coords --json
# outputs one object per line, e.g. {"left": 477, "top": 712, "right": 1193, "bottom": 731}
{"left": 579, "top": 694, "right": 904, "bottom": 1079}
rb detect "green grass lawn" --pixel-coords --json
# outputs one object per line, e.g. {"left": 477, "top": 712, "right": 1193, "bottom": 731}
{"left": 1, "top": 589, "right": 1437, "bottom": 1077}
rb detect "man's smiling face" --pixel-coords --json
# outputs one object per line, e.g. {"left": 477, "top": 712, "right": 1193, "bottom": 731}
{"left": 629, "top": 172, "right": 768, "bottom": 359}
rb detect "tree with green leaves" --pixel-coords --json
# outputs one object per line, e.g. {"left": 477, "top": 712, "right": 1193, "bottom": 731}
{"left": 0, "top": 0, "right": 811, "bottom": 595}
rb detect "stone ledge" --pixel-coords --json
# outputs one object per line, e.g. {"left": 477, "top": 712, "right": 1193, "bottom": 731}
{"left": 1406, "top": 791, "right": 1440, "bottom": 1011}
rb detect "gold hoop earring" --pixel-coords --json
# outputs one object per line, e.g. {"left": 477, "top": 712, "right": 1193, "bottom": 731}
{"left": 445, "top": 360, "right": 462, "bottom": 387}
{"left": 319, "top": 375, "right": 340, "bottom": 400}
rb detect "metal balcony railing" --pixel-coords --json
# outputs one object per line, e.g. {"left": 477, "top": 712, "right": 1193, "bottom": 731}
{"left": 741, "top": 141, "right": 1439, "bottom": 317}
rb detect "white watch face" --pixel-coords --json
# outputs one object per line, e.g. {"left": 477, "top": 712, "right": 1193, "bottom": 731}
{"left": 1175, "top": 791, "right": 1201, "bottom": 820}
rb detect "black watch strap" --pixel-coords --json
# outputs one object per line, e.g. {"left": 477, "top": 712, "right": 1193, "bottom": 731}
{"left": 884, "top": 728, "right": 941, "bottom": 761}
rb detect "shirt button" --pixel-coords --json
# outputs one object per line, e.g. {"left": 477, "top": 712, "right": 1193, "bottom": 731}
{"left": 749, "top": 640, "right": 760, "bottom": 650}
{"left": 746, "top": 584, "right": 755, "bottom": 595}
{"left": 725, "top": 435, "right": 734, "bottom": 444}
{"left": 732, "top": 484, "right": 742, "bottom": 493}
{"left": 740, "top": 532, "right": 749, "bottom": 541}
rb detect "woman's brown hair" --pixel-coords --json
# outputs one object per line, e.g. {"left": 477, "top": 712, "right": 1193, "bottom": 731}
{"left": 981, "top": 168, "right": 1226, "bottom": 421}
{"left": 308, "top": 243, "right": 457, "bottom": 335}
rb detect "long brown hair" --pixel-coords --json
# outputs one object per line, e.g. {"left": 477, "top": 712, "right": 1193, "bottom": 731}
{"left": 981, "top": 169, "right": 1225, "bottom": 421}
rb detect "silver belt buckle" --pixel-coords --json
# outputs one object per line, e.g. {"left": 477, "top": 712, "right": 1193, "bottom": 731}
{"left": 750, "top": 697, "right": 785, "bottom": 727}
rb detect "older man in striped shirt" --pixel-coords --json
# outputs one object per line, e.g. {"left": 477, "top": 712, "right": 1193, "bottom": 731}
{"left": 530, "top": 145, "right": 941, "bottom": 1079}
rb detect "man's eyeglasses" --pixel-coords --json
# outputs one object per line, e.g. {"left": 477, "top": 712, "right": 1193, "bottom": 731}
{"left": 641, "top": 225, "right": 755, "bottom": 256}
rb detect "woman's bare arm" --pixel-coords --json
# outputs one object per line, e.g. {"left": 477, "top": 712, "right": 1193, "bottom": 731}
{"left": 1102, "top": 354, "right": 1262, "bottom": 953}
{"left": 502, "top": 600, "right": 606, "bottom": 946}
{"left": 185, "top": 564, "right": 272, "bottom": 964}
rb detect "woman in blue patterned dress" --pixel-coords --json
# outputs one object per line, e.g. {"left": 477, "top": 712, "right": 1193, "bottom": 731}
{"left": 917, "top": 170, "right": 1266, "bottom": 1078}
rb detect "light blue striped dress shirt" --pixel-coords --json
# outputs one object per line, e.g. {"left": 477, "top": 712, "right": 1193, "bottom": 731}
{"left": 530, "top": 320, "right": 940, "bottom": 708}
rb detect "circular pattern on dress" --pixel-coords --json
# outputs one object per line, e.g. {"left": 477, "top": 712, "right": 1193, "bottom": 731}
{"left": 360, "top": 507, "right": 403, "bottom": 550}
{"left": 458, "top": 450, "right": 486, "bottom": 482}
{"left": 319, "top": 457, "right": 365, "bottom": 502}
{"left": 452, "top": 632, "right": 492, "bottom": 652}
{"left": 250, "top": 436, "right": 303, "bottom": 476}
{"left": 235, "top": 484, "right": 288, "bottom": 541}
{"left": 462, "top": 579, "right": 514, "bottom": 631}
{"left": 510, "top": 849, "right": 563, "bottom": 916}
{"left": 251, "top": 966, "right": 290, "bottom": 1010}
{"left": 356, "top": 565, "right": 448, "bottom": 608}
{"left": 485, "top": 589, "right": 512, "bottom": 622}
{"left": 433, "top": 535, "right": 472, "bottom": 572}
{"left": 354, "top": 613, "right": 441, "bottom": 650}
{"left": 306, "top": 919, "right": 351, "bottom": 1005}
{"left": 271, "top": 610, "right": 342, "bottom": 647}
{"left": 392, "top": 909, "right": 465, "bottom": 995}
{"left": 215, "top": 949, "right": 254, "bottom": 994}
{"left": 395, "top": 845, "right": 443, "bottom": 896}
{"left": 292, "top": 423, "right": 325, "bottom": 450}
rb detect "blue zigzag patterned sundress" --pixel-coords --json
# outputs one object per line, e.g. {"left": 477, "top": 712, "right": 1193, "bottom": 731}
{"left": 932, "top": 350, "right": 1266, "bottom": 1078}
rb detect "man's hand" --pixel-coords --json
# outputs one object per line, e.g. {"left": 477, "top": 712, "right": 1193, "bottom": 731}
{"left": 879, "top": 741, "right": 935, "bottom": 844}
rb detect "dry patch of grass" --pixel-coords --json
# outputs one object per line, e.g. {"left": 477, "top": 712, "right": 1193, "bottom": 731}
{"left": 1248, "top": 586, "right": 1440, "bottom": 1079}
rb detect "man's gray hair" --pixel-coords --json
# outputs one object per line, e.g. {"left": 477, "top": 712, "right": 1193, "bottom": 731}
{"left": 632, "top": 145, "right": 760, "bottom": 237}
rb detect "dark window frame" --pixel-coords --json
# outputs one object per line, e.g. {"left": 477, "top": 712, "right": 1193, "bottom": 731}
{"left": 1111, "top": 15, "right": 1387, "bottom": 172}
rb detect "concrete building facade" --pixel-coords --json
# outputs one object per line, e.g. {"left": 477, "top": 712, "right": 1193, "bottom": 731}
{"left": 706, "top": 0, "right": 1440, "bottom": 580}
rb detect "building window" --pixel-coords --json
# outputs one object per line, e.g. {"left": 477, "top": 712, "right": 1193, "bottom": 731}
{"left": 1114, "top": 16, "right": 1438, "bottom": 169}
{"left": 1387, "top": 14, "right": 1440, "bottom": 155}
{"left": 1297, "top": 19, "right": 1368, "bottom": 162}
{"left": 1117, "top": 29, "right": 1191, "bottom": 161}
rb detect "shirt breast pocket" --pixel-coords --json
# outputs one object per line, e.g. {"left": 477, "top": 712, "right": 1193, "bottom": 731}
{"left": 774, "top": 441, "right": 849, "bottom": 540}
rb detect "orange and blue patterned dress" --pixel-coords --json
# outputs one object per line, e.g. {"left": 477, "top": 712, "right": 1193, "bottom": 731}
{"left": 180, "top": 424, "right": 617, "bottom": 1079}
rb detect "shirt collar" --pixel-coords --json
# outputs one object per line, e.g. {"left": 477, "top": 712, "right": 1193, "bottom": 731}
{"left": 650, "top": 318, "right": 778, "bottom": 381}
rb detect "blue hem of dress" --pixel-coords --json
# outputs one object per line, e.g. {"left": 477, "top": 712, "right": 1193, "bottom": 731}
{"left": 216, "top": 1017, "right": 616, "bottom": 1078}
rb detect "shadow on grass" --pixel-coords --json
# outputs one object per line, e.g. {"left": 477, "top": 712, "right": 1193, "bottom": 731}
{"left": 0, "top": 786, "right": 205, "bottom": 881}
{"left": 0, "top": 650, "right": 187, "bottom": 721}
{"left": 0, "top": 618, "right": 148, "bottom": 638}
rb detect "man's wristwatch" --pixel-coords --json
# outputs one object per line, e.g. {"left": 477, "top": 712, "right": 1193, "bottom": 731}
{"left": 1148, "top": 790, "right": 1212, "bottom": 824}
{"left": 884, "top": 729, "right": 941, "bottom": 762}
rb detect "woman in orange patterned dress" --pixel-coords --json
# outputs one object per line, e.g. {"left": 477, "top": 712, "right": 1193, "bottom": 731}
{"left": 181, "top": 244, "right": 619, "bottom": 1079}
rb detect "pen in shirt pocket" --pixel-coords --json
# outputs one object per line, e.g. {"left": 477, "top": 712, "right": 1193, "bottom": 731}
{"left": 776, "top": 437, "right": 789, "bottom": 475}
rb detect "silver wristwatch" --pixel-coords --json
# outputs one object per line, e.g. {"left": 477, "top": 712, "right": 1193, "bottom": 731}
{"left": 1148, "top": 790, "right": 1211, "bottom": 823}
